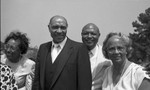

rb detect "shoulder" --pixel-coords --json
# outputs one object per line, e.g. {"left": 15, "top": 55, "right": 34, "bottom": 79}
{"left": 68, "top": 38, "right": 82, "bottom": 46}
{"left": 21, "top": 58, "right": 35, "bottom": 73}
{"left": 38, "top": 41, "right": 52, "bottom": 52}
{"left": 130, "top": 63, "right": 149, "bottom": 80}
{"left": 40, "top": 41, "right": 52, "bottom": 47}
{"left": 131, "top": 63, "right": 144, "bottom": 72}
{"left": 23, "top": 57, "right": 35, "bottom": 66}
{"left": 67, "top": 38, "right": 84, "bottom": 49}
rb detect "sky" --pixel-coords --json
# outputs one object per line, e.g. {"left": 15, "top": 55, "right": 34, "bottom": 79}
{"left": 1, "top": 0, "right": 150, "bottom": 47}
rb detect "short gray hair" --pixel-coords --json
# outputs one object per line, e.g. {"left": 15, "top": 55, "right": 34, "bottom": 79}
{"left": 102, "top": 32, "right": 133, "bottom": 59}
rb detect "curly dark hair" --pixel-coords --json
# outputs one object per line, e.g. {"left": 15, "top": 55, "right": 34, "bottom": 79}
{"left": 4, "top": 31, "right": 30, "bottom": 54}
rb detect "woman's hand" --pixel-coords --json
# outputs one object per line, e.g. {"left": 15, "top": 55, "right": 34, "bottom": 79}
{"left": 16, "top": 75, "right": 26, "bottom": 88}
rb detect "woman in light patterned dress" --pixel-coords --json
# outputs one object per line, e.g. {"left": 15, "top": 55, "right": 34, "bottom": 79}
{"left": 1, "top": 31, "right": 35, "bottom": 90}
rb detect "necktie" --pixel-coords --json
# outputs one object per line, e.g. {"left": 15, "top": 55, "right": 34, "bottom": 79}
{"left": 51, "top": 44, "right": 61, "bottom": 63}
{"left": 89, "top": 51, "right": 93, "bottom": 58}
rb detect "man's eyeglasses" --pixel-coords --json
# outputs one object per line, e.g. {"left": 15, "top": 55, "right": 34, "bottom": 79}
{"left": 51, "top": 25, "right": 67, "bottom": 30}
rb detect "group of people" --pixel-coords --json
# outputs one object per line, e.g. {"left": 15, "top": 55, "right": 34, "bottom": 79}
{"left": 1, "top": 15, "right": 150, "bottom": 90}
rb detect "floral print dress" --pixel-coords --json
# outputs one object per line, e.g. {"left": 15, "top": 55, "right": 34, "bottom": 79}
{"left": 0, "top": 63, "right": 18, "bottom": 90}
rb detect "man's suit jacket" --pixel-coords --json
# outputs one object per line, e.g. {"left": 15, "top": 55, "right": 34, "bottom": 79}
{"left": 32, "top": 38, "right": 92, "bottom": 90}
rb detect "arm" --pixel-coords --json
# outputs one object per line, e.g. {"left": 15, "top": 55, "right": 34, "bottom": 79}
{"left": 138, "top": 78, "right": 150, "bottom": 90}
{"left": 26, "top": 62, "right": 35, "bottom": 90}
{"left": 77, "top": 44, "right": 92, "bottom": 90}
{"left": 93, "top": 61, "right": 111, "bottom": 90}
{"left": 143, "top": 63, "right": 150, "bottom": 77}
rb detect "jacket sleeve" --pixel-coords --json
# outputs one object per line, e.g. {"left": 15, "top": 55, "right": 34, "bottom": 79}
{"left": 77, "top": 44, "right": 92, "bottom": 90}
{"left": 32, "top": 45, "right": 42, "bottom": 90}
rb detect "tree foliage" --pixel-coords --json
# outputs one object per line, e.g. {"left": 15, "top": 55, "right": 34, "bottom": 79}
{"left": 129, "top": 7, "right": 150, "bottom": 65}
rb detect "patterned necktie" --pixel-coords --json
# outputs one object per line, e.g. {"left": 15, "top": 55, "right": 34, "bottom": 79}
{"left": 89, "top": 51, "right": 93, "bottom": 58}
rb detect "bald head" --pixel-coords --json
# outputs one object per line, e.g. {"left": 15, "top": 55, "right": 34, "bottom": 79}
{"left": 81, "top": 23, "right": 100, "bottom": 50}
{"left": 82, "top": 23, "right": 100, "bottom": 34}
{"left": 49, "top": 15, "right": 68, "bottom": 27}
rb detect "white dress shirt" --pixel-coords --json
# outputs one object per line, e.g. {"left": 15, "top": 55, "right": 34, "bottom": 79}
{"left": 89, "top": 44, "right": 112, "bottom": 90}
{"left": 90, "top": 44, "right": 99, "bottom": 73}
{"left": 51, "top": 37, "right": 67, "bottom": 63}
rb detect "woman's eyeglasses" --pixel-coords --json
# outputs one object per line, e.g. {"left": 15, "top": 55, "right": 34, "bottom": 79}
{"left": 4, "top": 44, "right": 19, "bottom": 52}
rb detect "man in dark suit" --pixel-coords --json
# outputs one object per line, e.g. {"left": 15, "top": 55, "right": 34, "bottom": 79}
{"left": 32, "top": 15, "right": 92, "bottom": 90}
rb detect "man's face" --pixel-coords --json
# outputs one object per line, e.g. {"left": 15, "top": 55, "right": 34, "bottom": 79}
{"left": 49, "top": 16, "right": 67, "bottom": 44}
{"left": 82, "top": 24, "right": 100, "bottom": 50}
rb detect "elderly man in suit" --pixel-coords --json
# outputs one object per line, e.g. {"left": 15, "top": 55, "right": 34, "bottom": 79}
{"left": 32, "top": 15, "right": 92, "bottom": 90}
{"left": 81, "top": 23, "right": 111, "bottom": 90}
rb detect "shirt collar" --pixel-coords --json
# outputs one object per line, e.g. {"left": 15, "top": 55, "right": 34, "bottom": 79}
{"left": 52, "top": 37, "right": 67, "bottom": 49}
{"left": 90, "top": 44, "right": 99, "bottom": 56}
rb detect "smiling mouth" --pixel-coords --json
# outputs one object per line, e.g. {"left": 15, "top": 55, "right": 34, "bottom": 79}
{"left": 85, "top": 41, "right": 93, "bottom": 45}
{"left": 111, "top": 55, "right": 121, "bottom": 59}
{"left": 56, "top": 35, "right": 64, "bottom": 37}
{"left": 86, "top": 40, "right": 93, "bottom": 43}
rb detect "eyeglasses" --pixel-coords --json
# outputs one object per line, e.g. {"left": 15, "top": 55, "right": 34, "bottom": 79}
{"left": 51, "top": 25, "right": 67, "bottom": 30}
{"left": 4, "top": 44, "right": 19, "bottom": 52}
{"left": 107, "top": 46, "right": 126, "bottom": 53}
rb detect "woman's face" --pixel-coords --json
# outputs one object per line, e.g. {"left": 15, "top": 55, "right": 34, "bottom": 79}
{"left": 5, "top": 39, "right": 21, "bottom": 62}
{"left": 106, "top": 36, "right": 127, "bottom": 64}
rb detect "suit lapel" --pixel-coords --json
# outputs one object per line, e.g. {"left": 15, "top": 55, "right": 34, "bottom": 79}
{"left": 46, "top": 42, "right": 52, "bottom": 64}
{"left": 40, "top": 42, "right": 52, "bottom": 89}
{"left": 50, "top": 38, "right": 73, "bottom": 88}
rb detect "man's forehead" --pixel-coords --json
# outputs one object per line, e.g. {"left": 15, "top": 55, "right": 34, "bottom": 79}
{"left": 51, "top": 17, "right": 67, "bottom": 24}
{"left": 52, "top": 16, "right": 66, "bottom": 21}
{"left": 54, "top": 18, "right": 64, "bottom": 22}
{"left": 88, "top": 25, "right": 96, "bottom": 29}
{"left": 83, "top": 24, "right": 99, "bottom": 32}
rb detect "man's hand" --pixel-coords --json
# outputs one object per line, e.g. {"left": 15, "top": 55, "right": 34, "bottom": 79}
{"left": 143, "top": 63, "right": 150, "bottom": 77}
